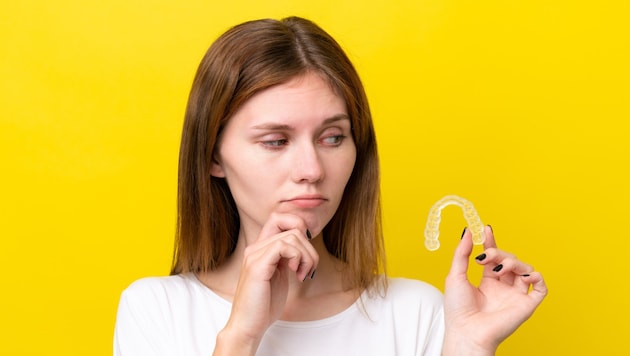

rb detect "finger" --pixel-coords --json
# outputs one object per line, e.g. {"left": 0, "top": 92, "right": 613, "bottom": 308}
{"left": 276, "top": 230, "right": 319, "bottom": 272}
{"left": 258, "top": 213, "right": 309, "bottom": 242}
{"left": 521, "top": 271, "right": 548, "bottom": 304}
{"left": 483, "top": 225, "right": 498, "bottom": 250}
{"left": 476, "top": 248, "right": 527, "bottom": 284}
{"left": 446, "top": 227, "right": 473, "bottom": 284}
{"left": 245, "top": 236, "right": 315, "bottom": 281}
{"left": 249, "top": 216, "right": 320, "bottom": 282}
{"left": 476, "top": 226, "right": 499, "bottom": 278}
{"left": 271, "top": 233, "right": 318, "bottom": 280}
{"left": 489, "top": 256, "right": 533, "bottom": 287}
{"left": 513, "top": 273, "right": 532, "bottom": 293}
{"left": 477, "top": 251, "right": 532, "bottom": 273}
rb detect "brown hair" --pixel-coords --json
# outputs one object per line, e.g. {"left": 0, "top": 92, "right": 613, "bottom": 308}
{"left": 171, "top": 16, "right": 385, "bottom": 292}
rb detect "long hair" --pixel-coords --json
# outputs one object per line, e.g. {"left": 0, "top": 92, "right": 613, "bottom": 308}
{"left": 171, "top": 16, "right": 385, "bottom": 292}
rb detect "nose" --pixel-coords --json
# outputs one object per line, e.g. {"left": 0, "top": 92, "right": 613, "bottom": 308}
{"left": 291, "top": 142, "right": 324, "bottom": 183}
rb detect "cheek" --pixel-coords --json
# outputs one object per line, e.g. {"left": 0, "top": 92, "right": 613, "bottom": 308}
{"left": 222, "top": 154, "right": 289, "bottom": 208}
{"left": 223, "top": 161, "right": 269, "bottom": 197}
{"left": 344, "top": 146, "right": 358, "bottom": 177}
{"left": 333, "top": 149, "right": 357, "bottom": 190}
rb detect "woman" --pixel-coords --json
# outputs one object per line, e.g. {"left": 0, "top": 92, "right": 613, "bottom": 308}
{"left": 114, "top": 16, "right": 547, "bottom": 355}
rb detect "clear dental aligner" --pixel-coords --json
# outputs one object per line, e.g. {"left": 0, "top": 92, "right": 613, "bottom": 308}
{"left": 424, "top": 195, "right": 485, "bottom": 251}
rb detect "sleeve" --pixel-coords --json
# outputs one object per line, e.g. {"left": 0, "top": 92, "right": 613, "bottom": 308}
{"left": 113, "top": 281, "right": 176, "bottom": 356}
{"left": 418, "top": 304, "right": 445, "bottom": 356}
{"left": 387, "top": 278, "right": 445, "bottom": 356}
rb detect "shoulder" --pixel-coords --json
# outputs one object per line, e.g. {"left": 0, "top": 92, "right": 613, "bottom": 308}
{"left": 115, "top": 274, "right": 213, "bottom": 354}
{"left": 119, "top": 273, "right": 204, "bottom": 307}
{"left": 365, "top": 277, "right": 443, "bottom": 316}
{"left": 123, "top": 274, "right": 189, "bottom": 294}
{"left": 385, "top": 277, "right": 443, "bottom": 305}
{"left": 383, "top": 278, "right": 445, "bottom": 354}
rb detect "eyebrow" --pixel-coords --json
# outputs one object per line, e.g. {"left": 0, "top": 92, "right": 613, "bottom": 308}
{"left": 250, "top": 114, "right": 350, "bottom": 131}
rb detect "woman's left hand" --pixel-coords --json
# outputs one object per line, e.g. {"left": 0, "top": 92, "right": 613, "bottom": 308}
{"left": 442, "top": 226, "right": 548, "bottom": 355}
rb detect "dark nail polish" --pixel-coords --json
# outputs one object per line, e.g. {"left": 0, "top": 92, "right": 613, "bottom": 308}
{"left": 475, "top": 253, "right": 487, "bottom": 261}
{"left": 461, "top": 227, "right": 467, "bottom": 239}
{"left": 493, "top": 264, "right": 503, "bottom": 272}
{"left": 521, "top": 274, "right": 530, "bottom": 277}
{"left": 310, "top": 269, "right": 316, "bottom": 279}
{"left": 306, "top": 229, "right": 312, "bottom": 240}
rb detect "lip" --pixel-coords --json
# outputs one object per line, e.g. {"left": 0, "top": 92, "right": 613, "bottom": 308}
{"left": 283, "top": 195, "right": 327, "bottom": 208}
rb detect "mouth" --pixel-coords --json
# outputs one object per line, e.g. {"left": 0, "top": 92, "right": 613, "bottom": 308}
{"left": 283, "top": 195, "right": 328, "bottom": 208}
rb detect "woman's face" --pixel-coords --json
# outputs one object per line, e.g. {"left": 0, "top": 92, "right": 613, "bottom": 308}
{"left": 211, "top": 72, "right": 356, "bottom": 238}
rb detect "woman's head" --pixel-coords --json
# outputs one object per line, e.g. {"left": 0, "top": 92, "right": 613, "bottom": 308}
{"left": 172, "top": 16, "right": 384, "bottom": 290}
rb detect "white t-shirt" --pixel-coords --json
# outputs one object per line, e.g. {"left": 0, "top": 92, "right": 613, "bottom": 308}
{"left": 114, "top": 274, "right": 444, "bottom": 356}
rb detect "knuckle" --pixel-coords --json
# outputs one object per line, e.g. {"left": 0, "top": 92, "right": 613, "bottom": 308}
{"left": 484, "top": 247, "right": 498, "bottom": 256}
{"left": 243, "top": 245, "right": 256, "bottom": 257}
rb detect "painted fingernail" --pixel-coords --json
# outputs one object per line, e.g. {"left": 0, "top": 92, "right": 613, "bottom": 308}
{"left": 475, "top": 253, "right": 487, "bottom": 261}
{"left": 493, "top": 264, "right": 503, "bottom": 272}
{"left": 310, "top": 269, "right": 316, "bottom": 279}
{"left": 461, "top": 227, "right": 467, "bottom": 239}
{"left": 521, "top": 274, "right": 530, "bottom": 277}
{"left": 306, "top": 229, "right": 312, "bottom": 240}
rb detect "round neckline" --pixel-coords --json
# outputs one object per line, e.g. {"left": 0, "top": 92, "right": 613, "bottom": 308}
{"left": 186, "top": 272, "right": 233, "bottom": 307}
{"left": 270, "top": 300, "right": 362, "bottom": 328}
{"left": 186, "top": 272, "right": 366, "bottom": 327}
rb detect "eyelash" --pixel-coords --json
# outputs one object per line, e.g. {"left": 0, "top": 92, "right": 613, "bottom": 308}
{"left": 262, "top": 139, "right": 288, "bottom": 148}
{"left": 261, "top": 135, "right": 346, "bottom": 150}
{"left": 320, "top": 135, "right": 346, "bottom": 145}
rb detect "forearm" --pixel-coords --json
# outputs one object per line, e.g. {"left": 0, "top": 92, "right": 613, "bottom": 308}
{"left": 442, "top": 333, "right": 496, "bottom": 356}
{"left": 213, "top": 328, "right": 261, "bottom": 356}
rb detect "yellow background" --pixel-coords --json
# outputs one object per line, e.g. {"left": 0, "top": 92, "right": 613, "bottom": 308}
{"left": 1, "top": 0, "right": 628, "bottom": 355}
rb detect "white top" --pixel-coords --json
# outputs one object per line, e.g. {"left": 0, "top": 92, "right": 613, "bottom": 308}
{"left": 114, "top": 274, "right": 445, "bottom": 356}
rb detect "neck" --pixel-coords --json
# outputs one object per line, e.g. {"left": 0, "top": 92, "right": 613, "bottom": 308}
{"left": 196, "top": 233, "right": 361, "bottom": 321}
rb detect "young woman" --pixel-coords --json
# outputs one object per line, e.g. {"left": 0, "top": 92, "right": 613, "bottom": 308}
{"left": 114, "top": 16, "right": 547, "bottom": 356}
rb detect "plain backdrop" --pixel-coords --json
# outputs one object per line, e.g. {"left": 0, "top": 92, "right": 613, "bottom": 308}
{"left": 1, "top": 1, "right": 628, "bottom": 354}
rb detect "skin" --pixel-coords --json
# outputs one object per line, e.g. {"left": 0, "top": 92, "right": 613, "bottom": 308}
{"left": 210, "top": 72, "right": 355, "bottom": 244}
{"left": 205, "top": 72, "right": 359, "bottom": 354}
{"left": 443, "top": 226, "right": 548, "bottom": 355}
{"left": 201, "top": 72, "right": 548, "bottom": 355}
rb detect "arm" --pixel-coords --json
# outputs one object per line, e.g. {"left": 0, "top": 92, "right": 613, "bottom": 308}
{"left": 213, "top": 213, "right": 318, "bottom": 356}
{"left": 442, "top": 226, "right": 548, "bottom": 355}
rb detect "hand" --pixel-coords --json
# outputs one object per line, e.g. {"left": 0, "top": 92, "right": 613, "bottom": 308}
{"left": 442, "top": 226, "right": 548, "bottom": 355}
{"left": 216, "top": 213, "right": 319, "bottom": 355}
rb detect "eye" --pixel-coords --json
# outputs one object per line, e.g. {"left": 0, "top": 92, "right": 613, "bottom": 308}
{"left": 320, "top": 135, "right": 346, "bottom": 146}
{"left": 261, "top": 138, "right": 288, "bottom": 149}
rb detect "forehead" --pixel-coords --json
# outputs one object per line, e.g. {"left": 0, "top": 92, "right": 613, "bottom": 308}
{"left": 229, "top": 72, "right": 348, "bottom": 127}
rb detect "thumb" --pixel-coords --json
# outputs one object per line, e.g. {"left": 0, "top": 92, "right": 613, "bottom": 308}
{"left": 447, "top": 228, "right": 473, "bottom": 284}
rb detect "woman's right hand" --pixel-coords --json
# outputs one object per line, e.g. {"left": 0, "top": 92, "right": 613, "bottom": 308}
{"left": 214, "top": 213, "right": 319, "bottom": 355}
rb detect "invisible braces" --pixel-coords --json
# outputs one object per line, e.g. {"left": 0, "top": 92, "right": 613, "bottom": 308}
{"left": 424, "top": 195, "right": 485, "bottom": 251}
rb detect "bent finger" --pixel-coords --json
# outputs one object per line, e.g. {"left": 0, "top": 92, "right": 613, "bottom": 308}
{"left": 245, "top": 236, "right": 316, "bottom": 282}
{"left": 258, "top": 213, "right": 309, "bottom": 242}
{"left": 522, "top": 271, "right": 548, "bottom": 304}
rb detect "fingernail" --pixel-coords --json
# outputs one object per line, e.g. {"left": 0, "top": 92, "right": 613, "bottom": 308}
{"left": 493, "top": 264, "right": 503, "bottom": 272}
{"left": 475, "top": 253, "right": 486, "bottom": 261}
{"left": 306, "top": 229, "right": 312, "bottom": 240}
{"left": 461, "top": 227, "right": 467, "bottom": 239}
{"left": 310, "top": 269, "right": 316, "bottom": 279}
{"left": 487, "top": 224, "right": 493, "bottom": 233}
{"left": 521, "top": 274, "right": 530, "bottom": 277}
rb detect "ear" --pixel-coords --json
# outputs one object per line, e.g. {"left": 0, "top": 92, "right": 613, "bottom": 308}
{"left": 210, "top": 156, "right": 226, "bottom": 178}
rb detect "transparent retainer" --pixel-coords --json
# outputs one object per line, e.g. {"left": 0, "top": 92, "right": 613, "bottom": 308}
{"left": 424, "top": 195, "right": 485, "bottom": 251}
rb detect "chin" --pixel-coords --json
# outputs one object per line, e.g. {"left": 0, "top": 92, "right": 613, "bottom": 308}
{"left": 303, "top": 213, "right": 336, "bottom": 238}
